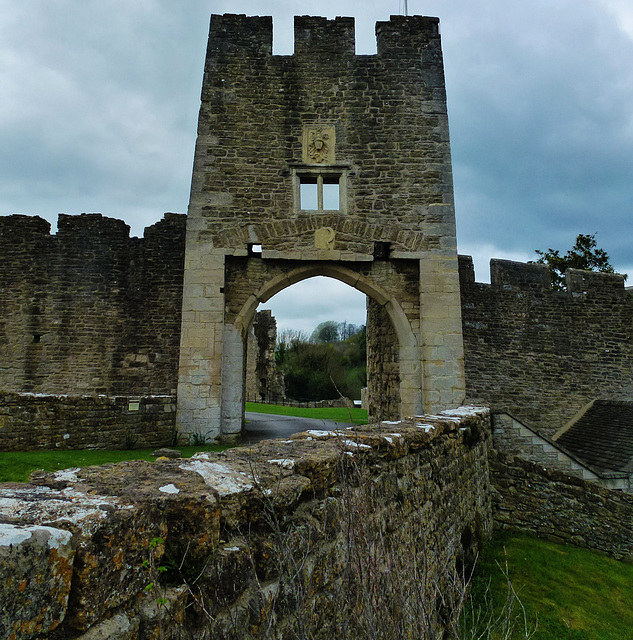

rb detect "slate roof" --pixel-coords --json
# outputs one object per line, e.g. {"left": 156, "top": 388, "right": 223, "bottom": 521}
{"left": 555, "top": 401, "right": 633, "bottom": 474}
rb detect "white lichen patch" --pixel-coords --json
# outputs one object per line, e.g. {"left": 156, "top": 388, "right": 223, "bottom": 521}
{"left": 305, "top": 430, "right": 333, "bottom": 438}
{"left": 44, "top": 526, "right": 73, "bottom": 549}
{"left": 180, "top": 460, "right": 254, "bottom": 497}
{"left": 342, "top": 440, "right": 371, "bottom": 450}
{"left": 159, "top": 484, "right": 180, "bottom": 494}
{"left": 440, "top": 406, "right": 488, "bottom": 418}
{"left": 53, "top": 468, "right": 81, "bottom": 483}
{"left": 420, "top": 414, "right": 462, "bottom": 423}
{"left": 224, "top": 546, "right": 241, "bottom": 552}
{"left": 0, "top": 523, "right": 34, "bottom": 547}
{"left": 382, "top": 420, "right": 402, "bottom": 425}
{"left": 267, "top": 459, "right": 295, "bottom": 470}
{"left": 416, "top": 423, "right": 435, "bottom": 431}
{"left": 0, "top": 523, "right": 72, "bottom": 548}
{"left": 383, "top": 436, "right": 393, "bottom": 444}
{"left": 0, "top": 486, "right": 132, "bottom": 534}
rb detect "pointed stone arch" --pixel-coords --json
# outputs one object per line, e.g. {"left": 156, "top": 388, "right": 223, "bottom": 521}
{"left": 217, "top": 264, "right": 422, "bottom": 433}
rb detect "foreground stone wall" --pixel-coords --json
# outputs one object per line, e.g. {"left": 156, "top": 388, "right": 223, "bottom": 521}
{"left": 490, "top": 450, "right": 633, "bottom": 560}
{"left": 460, "top": 256, "right": 633, "bottom": 436}
{"left": 0, "top": 213, "right": 186, "bottom": 397}
{"left": 0, "top": 393, "right": 176, "bottom": 452}
{"left": 0, "top": 407, "right": 491, "bottom": 639}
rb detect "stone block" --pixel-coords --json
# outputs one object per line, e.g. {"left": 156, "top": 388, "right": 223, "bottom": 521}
{"left": 0, "top": 524, "right": 75, "bottom": 640}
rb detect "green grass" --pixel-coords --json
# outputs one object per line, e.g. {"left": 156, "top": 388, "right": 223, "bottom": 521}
{"left": 466, "top": 532, "right": 633, "bottom": 639}
{"left": 0, "top": 445, "right": 231, "bottom": 483}
{"left": 245, "top": 401, "right": 368, "bottom": 425}
{"left": 0, "top": 402, "right": 366, "bottom": 484}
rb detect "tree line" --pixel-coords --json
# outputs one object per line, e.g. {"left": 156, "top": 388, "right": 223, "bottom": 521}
{"left": 276, "top": 321, "right": 366, "bottom": 401}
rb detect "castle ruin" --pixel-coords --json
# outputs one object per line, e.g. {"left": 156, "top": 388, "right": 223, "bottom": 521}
{"left": 0, "top": 14, "right": 631, "bottom": 447}
{"left": 2, "top": 14, "right": 633, "bottom": 639}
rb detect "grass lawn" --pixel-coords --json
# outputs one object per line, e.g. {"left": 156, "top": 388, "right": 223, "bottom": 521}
{"left": 466, "top": 532, "right": 633, "bottom": 639}
{"left": 245, "top": 401, "right": 368, "bottom": 425}
{"left": 0, "top": 445, "right": 231, "bottom": 483}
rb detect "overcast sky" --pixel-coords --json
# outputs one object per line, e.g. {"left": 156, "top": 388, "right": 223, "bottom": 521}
{"left": 2, "top": 0, "right": 632, "bottom": 334}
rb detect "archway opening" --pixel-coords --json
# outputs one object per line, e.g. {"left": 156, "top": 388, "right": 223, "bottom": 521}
{"left": 239, "top": 273, "right": 409, "bottom": 430}
{"left": 248, "top": 276, "right": 367, "bottom": 406}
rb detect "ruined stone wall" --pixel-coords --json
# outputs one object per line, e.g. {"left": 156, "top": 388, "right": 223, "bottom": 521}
{"left": 0, "top": 213, "right": 186, "bottom": 397}
{"left": 0, "top": 392, "right": 176, "bottom": 452}
{"left": 490, "top": 450, "right": 633, "bottom": 560}
{"left": 245, "top": 310, "right": 284, "bottom": 403}
{"left": 459, "top": 256, "right": 633, "bottom": 437}
{"left": 0, "top": 407, "right": 491, "bottom": 640}
{"left": 366, "top": 297, "right": 400, "bottom": 421}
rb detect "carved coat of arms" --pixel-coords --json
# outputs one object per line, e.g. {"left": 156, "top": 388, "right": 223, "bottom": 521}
{"left": 303, "top": 126, "right": 335, "bottom": 164}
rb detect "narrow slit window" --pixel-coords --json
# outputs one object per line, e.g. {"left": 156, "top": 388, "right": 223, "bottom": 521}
{"left": 300, "top": 178, "right": 318, "bottom": 210}
{"left": 322, "top": 178, "right": 340, "bottom": 210}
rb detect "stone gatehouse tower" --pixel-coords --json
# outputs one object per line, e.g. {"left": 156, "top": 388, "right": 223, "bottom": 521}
{"left": 178, "top": 14, "right": 465, "bottom": 439}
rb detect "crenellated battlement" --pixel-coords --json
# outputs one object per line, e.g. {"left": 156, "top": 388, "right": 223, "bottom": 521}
{"left": 376, "top": 15, "right": 441, "bottom": 59}
{"left": 459, "top": 254, "right": 627, "bottom": 298}
{"left": 566, "top": 268, "right": 627, "bottom": 296}
{"left": 294, "top": 16, "right": 355, "bottom": 57}
{"left": 0, "top": 212, "right": 185, "bottom": 242}
{"left": 206, "top": 14, "right": 272, "bottom": 58}
{"left": 205, "top": 13, "right": 442, "bottom": 60}
{"left": 0, "top": 214, "right": 51, "bottom": 238}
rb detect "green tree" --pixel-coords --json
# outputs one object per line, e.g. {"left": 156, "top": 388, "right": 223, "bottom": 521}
{"left": 535, "top": 233, "right": 618, "bottom": 290}
{"left": 311, "top": 320, "right": 340, "bottom": 343}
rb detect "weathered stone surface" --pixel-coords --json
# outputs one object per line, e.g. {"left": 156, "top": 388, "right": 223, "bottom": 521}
{"left": 74, "top": 613, "right": 140, "bottom": 640}
{"left": 245, "top": 310, "right": 284, "bottom": 403}
{"left": 0, "top": 523, "right": 74, "bottom": 640}
{"left": 0, "top": 407, "right": 492, "bottom": 639}
{"left": 1, "top": 461, "right": 221, "bottom": 633}
{"left": 490, "top": 449, "right": 633, "bottom": 560}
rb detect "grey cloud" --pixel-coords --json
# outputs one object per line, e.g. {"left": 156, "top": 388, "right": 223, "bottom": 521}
{"left": 442, "top": 0, "right": 633, "bottom": 273}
